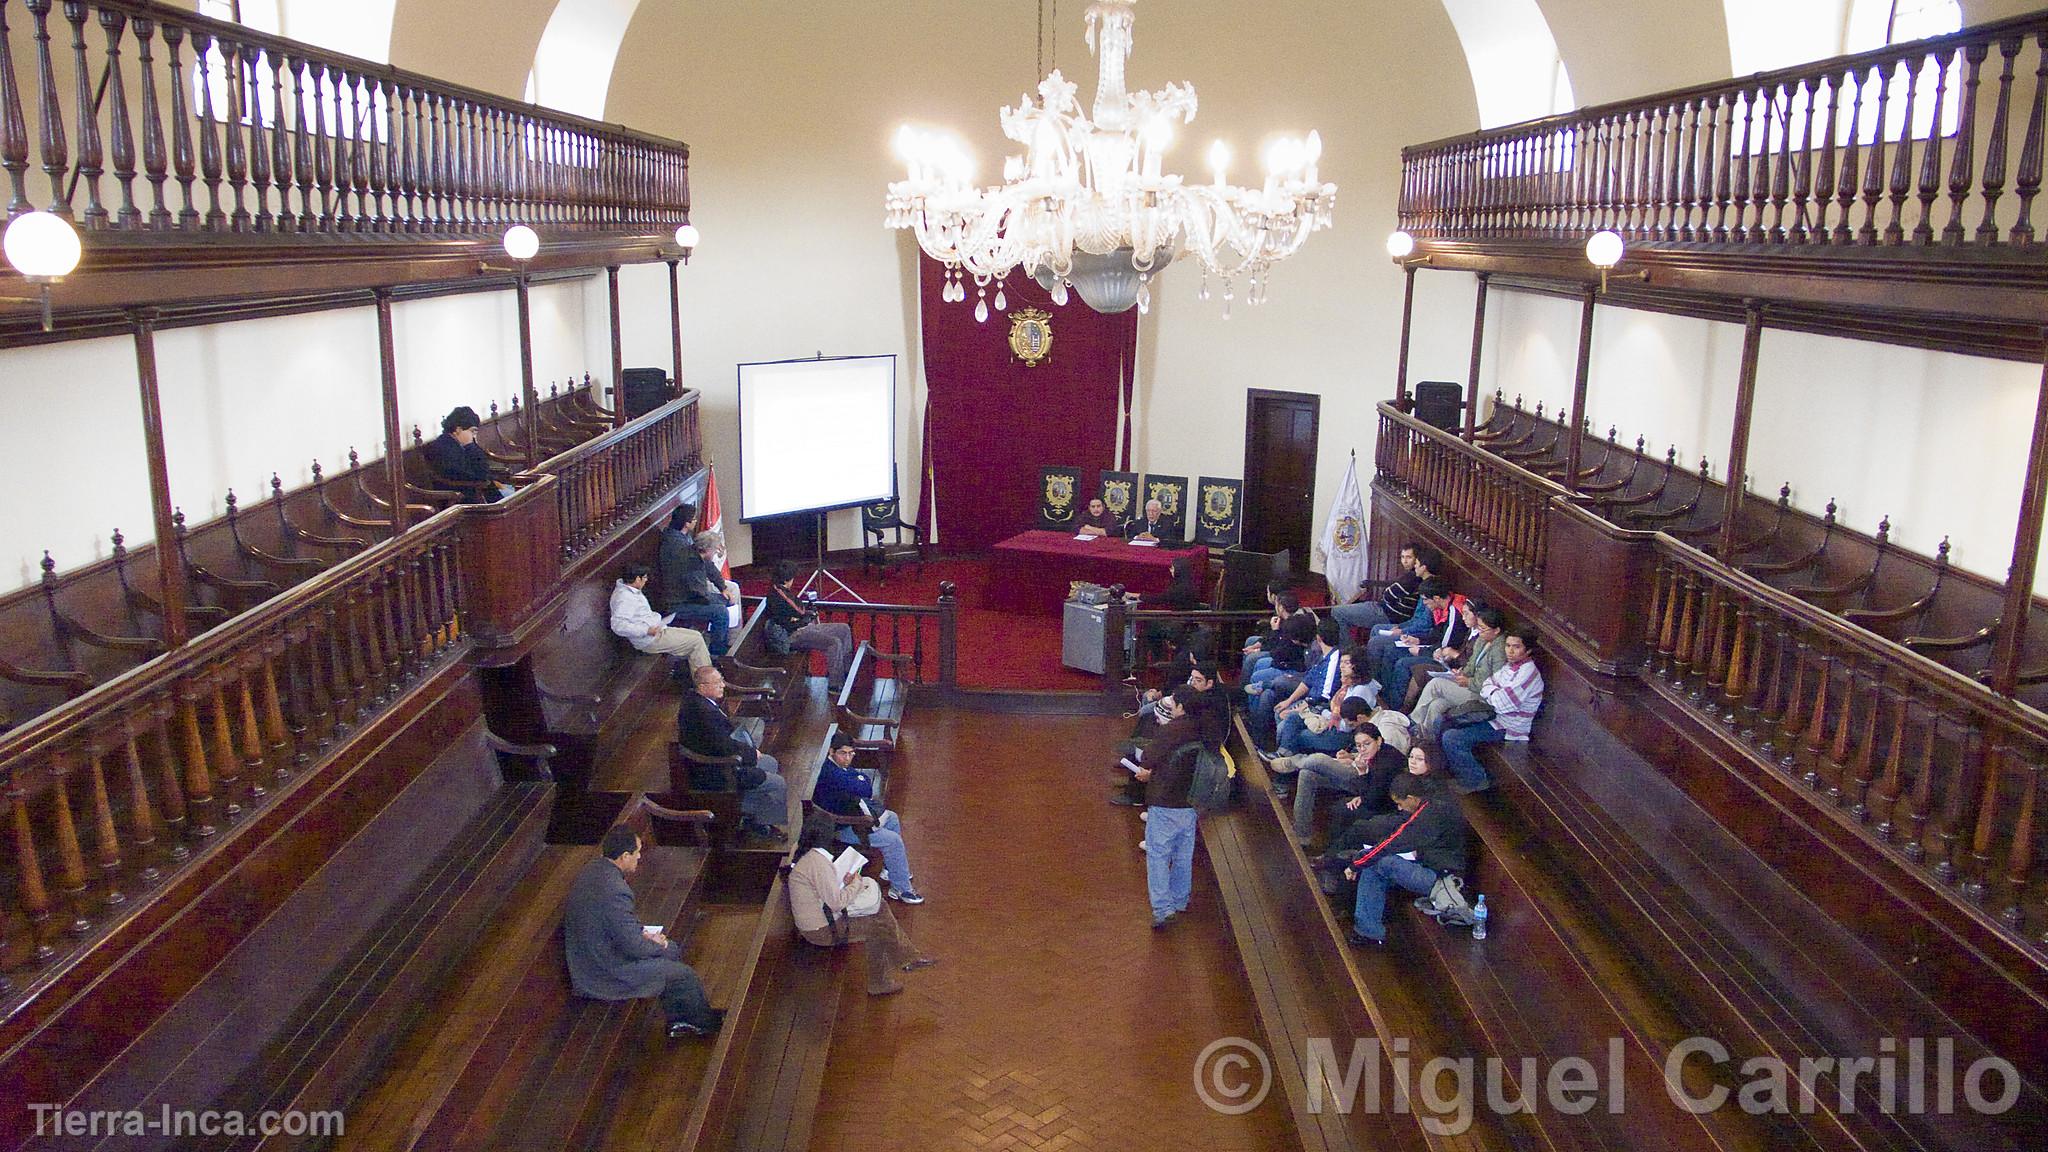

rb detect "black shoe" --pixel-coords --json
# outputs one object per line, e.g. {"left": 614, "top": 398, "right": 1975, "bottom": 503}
{"left": 667, "top": 1014, "right": 721, "bottom": 1039}
{"left": 1346, "top": 929, "right": 1386, "bottom": 947}
{"left": 1109, "top": 793, "right": 1141, "bottom": 807}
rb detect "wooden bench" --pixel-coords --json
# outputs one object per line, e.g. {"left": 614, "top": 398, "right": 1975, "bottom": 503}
{"left": 834, "top": 641, "right": 911, "bottom": 756}
{"left": 45, "top": 718, "right": 557, "bottom": 1152}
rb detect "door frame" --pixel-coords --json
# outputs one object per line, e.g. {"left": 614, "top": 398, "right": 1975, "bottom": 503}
{"left": 1242, "top": 388, "right": 1322, "bottom": 557}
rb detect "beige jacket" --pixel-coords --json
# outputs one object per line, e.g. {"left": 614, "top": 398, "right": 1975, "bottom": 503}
{"left": 788, "top": 848, "right": 857, "bottom": 935}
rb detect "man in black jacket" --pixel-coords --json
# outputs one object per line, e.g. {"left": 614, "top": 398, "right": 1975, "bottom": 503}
{"left": 1343, "top": 772, "right": 1466, "bottom": 946}
{"left": 421, "top": 406, "right": 511, "bottom": 503}
{"left": 676, "top": 666, "right": 788, "bottom": 838}
{"left": 655, "top": 503, "right": 700, "bottom": 612}
{"left": 1130, "top": 686, "right": 1206, "bottom": 928}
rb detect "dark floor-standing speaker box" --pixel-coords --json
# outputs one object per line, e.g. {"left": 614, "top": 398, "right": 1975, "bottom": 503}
{"left": 1413, "top": 380, "right": 1463, "bottom": 432}
{"left": 1220, "top": 547, "right": 1292, "bottom": 610}
{"left": 621, "top": 368, "right": 672, "bottom": 418}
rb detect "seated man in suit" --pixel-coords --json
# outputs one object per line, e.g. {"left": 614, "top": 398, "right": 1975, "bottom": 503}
{"left": 564, "top": 825, "right": 723, "bottom": 1039}
{"left": 677, "top": 665, "right": 789, "bottom": 839}
{"left": 421, "top": 406, "right": 513, "bottom": 503}
{"left": 1122, "top": 498, "right": 1178, "bottom": 542}
{"left": 1076, "top": 497, "right": 1116, "bottom": 537}
{"left": 608, "top": 563, "right": 712, "bottom": 673}
{"left": 813, "top": 732, "right": 925, "bottom": 904}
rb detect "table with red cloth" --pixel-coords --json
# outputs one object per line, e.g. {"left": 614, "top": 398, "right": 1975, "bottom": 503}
{"left": 986, "top": 530, "right": 1207, "bottom": 615}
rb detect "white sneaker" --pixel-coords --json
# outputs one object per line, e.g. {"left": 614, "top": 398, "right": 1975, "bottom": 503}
{"left": 1139, "top": 810, "right": 1150, "bottom": 822}
{"left": 1139, "top": 839, "right": 1148, "bottom": 851}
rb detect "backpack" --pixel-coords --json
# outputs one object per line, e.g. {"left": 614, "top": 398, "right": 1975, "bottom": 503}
{"left": 1184, "top": 745, "right": 1235, "bottom": 813}
{"left": 1419, "top": 872, "right": 1478, "bottom": 927}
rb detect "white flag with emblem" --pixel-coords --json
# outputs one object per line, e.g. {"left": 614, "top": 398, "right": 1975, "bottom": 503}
{"left": 1318, "top": 452, "right": 1367, "bottom": 604}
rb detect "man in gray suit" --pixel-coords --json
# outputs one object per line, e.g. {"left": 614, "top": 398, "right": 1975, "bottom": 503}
{"left": 564, "top": 826, "right": 723, "bottom": 1039}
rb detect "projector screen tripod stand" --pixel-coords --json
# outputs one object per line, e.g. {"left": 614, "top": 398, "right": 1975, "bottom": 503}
{"left": 795, "top": 509, "right": 870, "bottom": 606}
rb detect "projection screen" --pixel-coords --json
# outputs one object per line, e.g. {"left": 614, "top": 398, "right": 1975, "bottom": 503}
{"left": 737, "top": 355, "right": 898, "bottom": 521}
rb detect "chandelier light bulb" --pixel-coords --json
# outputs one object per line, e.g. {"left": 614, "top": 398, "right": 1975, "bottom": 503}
{"left": 1585, "top": 230, "right": 1625, "bottom": 269}
{"left": 1208, "top": 140, "right": 1230, "bottom": 187}
{"left": 1386, "top": 230, "right": 1416, "bottom": 260}
{"left": 502, "top": 224, "right": 540, "bottom": 262}
{"left": 673, "top": 223, "right": 700, "bottom": 249}
{"left": 4, "top": 210, "right": 82, "bottom": 279}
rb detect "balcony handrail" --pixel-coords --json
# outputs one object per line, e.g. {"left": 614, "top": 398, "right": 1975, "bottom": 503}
{"left": 0, "top": 493, "right": 486, "bottom": 770}
{"left": 1402, "top": 7, "right": 2048, "bottom": 157}
{"left": 1377, "top": 402, "right": 1571, "bottom": 495}
{"left": 515, "top": 389, "right": 700, "bottom": 480}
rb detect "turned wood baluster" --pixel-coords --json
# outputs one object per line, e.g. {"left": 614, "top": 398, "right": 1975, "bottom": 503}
{"left": 175, "top": 690, "right": 217, "bottom": 836}
{"left": 1913, "top": 46, "right": 1953, "bottom": 244}
{"left": 257, "top": 640, "right": 291, "bottom": 777}
{"left": 161, "top": 24, "right": 203, "bottom": 226}
{"left": 233, "top": 660, "right": 268, "bottom": 794}
{"left": 437, "top": 541, "right": 464, "bottom": 642}
{"left": 1670, "top": 99, "right": 1695, "bottom": 240}
{"left": 190, "top": 31, "right": 224, "bottom": 228}
{"left": 1794, "top": 77, "right": 1822, "bottom": 241}
{"left": 394, "top": 82, "right": 416, "bottom": 229}
{"left": 9, "top": 781, "right": 56, "bottom": 961}
{"left": 1642, "top": 562, "right": 1667, "bottom": 669}
{"left": 1671, "top": 570, "right": 1699, "bottom": 680}
{"left": 1702, "top": 586, "right": 1731, "bottom": 697}
{"left": 1961, "top": 738, "right": 2006, "bottom": 902}
{"left": 423, "top": 86, "right": 442, "bottom": 226}
{"left": 208, "top": 676, "right": 244, "bottom": 815}
{"left": 1768, "top": 80, "right": 1795, "bottom": 241}
{"left": 1728, "top": 89, "right": 1756, "bottom": 240}
{"left": 1656, "top": 562, "right": 1682, "bottom": 676}
{"left": 1688, "top": 582, "right": 1719, "bottom": 699}
{"left": 133, "top": 17, "right": 176, "bottom": 230}
{"left": 1976, "top": 38, "right": 2020, "bottom": 244}
{"left": 0, "top": 0, "right": 30, "bottom": 218}
{"left": 1860, "top": 62, "right": 1892, "bottom": 243}
{"left": 401, "top": 550, "right": 429, "bottom": 673}
{"left": 47, "top": 753, "right": 93, "bottom": 933}
{"left": 141, "top": 704, "right": 189, "bottom": 850}
{"left": 1873, "top": 688, "right": 1911, "bottom": 837}
{"left": 1800, "top": 655, "right": 1835, "bottom": 786}
{"left": 307, "top": 58, "right": 332, "bottom": 228}
{"left": 98, "top": 8, "right": 138, "bottom": 227}
{"left": 378, "top": 565, "right": 404, "bottom": 686}
{"left": 291, "top": 55, "right": 317, "bottom": 231}
{"left": 293, "top": 619, "right": 331, "bottom": 748}
{"left": 1846, "top": 672, "right": 1884, "bottom": 820}
{"left": 118, "top": 722, "right": 163, "bottom": 883}
{"left": 362, "top": 73, "right": 385, "bottom": 228}
{"left": 432, "top": 90, "right": 452, "bottom": 225}
{"left": 1833, "top": 67, "right": 1864, "bottom": 243}
{"left": 1885, "top": 57, "right": 1921, "bottom": 243}
{"left": 1739, "top": 611, "right": 1768, "bottom": 738}
{"left": 268, "top": 48, "right": 291, "bottom": 229}
{"left": 2009, "top": 32, "right": 2048, "bottom": 244}
{"left": 221, "top": 37, "right": 248, "bottom": 229}
{"left": 83, "top": 740, "right": 125, "bottom": 908}
{"left": 1811, "top": 75, "right": 1840, "bottom": 242}
{"left": 1721, "top": 605, "right": 1748, "bottom": 724}
{"left": 1757, "top": 624, "right": 1789, "bottom": 751}
{"left": 1824, "top": 663, "right": 1861, "bottom": 802}
{"left": 1997, "top": 748, "right": 2038, "bottom": 928}
{"left": 359, "top": 573, "right": 391, "bottom": 701}
{"left": 329, "top": 65, "right": 352, "bottom": 229}
{"left": 324, "top": 602, "right": 356, "bottom": 732}
{"left": 1776, "top": 643, "right": 1811, "bottom": 766}
{"left": 346, "top": 585, "right": 377, "bottom": 703}
{"left": 246, "top": 45, "right": 272, "bottom": 230}
{"left": 1943, "top": 42, "right": 1985, "bottom": 245}
{"left": 1933, "top": 726, "right": 1981, "bottom": 884}
{"left": 24, "top": 0, "right": 68, "bottom": 216}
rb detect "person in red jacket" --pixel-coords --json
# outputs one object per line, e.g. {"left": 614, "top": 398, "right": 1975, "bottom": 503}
{"left": 1343, "top": 772, "right": 1467, "bottom": 946}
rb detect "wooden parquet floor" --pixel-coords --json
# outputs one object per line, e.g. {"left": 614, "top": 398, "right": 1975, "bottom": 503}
{"left": 808, "top": 707, "right": 1295, "bottom": 1152}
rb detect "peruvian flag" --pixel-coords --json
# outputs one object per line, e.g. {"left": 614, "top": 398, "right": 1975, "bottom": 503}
{"left": 703, "top": 465, "right": 730, "bottom": 580}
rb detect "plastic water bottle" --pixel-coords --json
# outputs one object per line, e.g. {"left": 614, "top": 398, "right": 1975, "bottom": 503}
{"left": 1471, "top": 894, "right": 1489, "bottom": 940}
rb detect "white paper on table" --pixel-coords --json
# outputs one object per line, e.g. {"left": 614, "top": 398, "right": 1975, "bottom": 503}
{"left": 833, "top": 845, "right": 868, "bottom": 876}
{"left": 1073, "top": 533, "right": 1096, "bottom": 542}
{"left": 1126, "top": 538, "right": 1159, "bottom": 547}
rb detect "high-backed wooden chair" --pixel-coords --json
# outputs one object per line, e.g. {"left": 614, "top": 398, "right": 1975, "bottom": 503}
{"left": 860, "top": 499, "right": 925, "bottom": 578}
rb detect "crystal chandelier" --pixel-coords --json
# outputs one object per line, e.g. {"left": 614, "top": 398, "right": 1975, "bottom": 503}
{"left": 885, "top": 0, "right": 1336, "bottom": 320}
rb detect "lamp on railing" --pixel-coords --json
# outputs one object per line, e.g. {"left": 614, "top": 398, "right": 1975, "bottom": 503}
{"left": 3, "top": 211, "right": 83, "bottom": 332}
{"left": 673, "top": 223, "right": 700, "bottom": 265}
{"left": 1585, "top": 230, "right": 1646, "bottom": 293}
{"left": 1386, "top": 229, "right": 1430, "bottom": 268}
{"left": 502, "top": 225, "right": 541, "bottom": 263}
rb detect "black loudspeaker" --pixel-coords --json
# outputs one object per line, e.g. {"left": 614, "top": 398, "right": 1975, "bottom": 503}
{"left": 1413, "top": 380, "right": 1463, "bottom": 432}
{"left": 621, "top": 368, "right": 672, "bottom": 418}
{"left": 1220, "top": 547, "right": 1291, "bottom": 611}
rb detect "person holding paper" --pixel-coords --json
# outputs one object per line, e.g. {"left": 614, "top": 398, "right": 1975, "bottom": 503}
{"left": 788, "top": 810, "right": 935, "bottom": 996}
{"left": 1408, "top": 604, "right": 1508, "bottom": 732}
{"left": 563, "top": 826, "right": 723, "bottom": 1038}
{"left": 667, "top": 530, "right": 741, "bottom": 655}
{"left": 1386, "top": 598, "right": 1493, "bottom": 711}
{"left": 1129, "top": 686, "right": 1206, "bottom": 929}
{"left": 1075, "top": 497, "right": 1115, "bottom": 537}
{"left": 608, "top": 564, "right": 712, "bottom": 672}
{"left": 813, "top": 732, "right": 924, "bottom": 904}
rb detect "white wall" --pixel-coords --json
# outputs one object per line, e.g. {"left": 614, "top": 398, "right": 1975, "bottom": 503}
{"left": 0, "top": 281, "right": 597, "bottom": 594}
{"left": 1469, "top": 287, "right": 2047, "bottom": 592}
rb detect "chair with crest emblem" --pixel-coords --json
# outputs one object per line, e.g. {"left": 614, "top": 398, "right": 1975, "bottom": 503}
{"left": 1039, "top": 466, "right": 1084, "bottom": 530}
{"left": 860, "top": 498, "right": 925, "bottom": 579}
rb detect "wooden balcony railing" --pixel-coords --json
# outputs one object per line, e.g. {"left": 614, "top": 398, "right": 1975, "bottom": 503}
{"left": 1646, "top": 535, "right": 2045, "bottom": 941}
{"left": 1376, "top": 403, "right": 1560, "bottom": 590}
{"left": 1400, "top": 9, "right": 2048, "bottom": 253}
{"left": 0, "top": 0, "right": 687, "bottom": 237}
{"left": 811, "top": 584, "right": 958, "bottom": 688}
{"left": 0, "top": 504, "right": 469, "bottom": 1007}
{"left": 524, "top": 391, "right": 700, "bottom": 561}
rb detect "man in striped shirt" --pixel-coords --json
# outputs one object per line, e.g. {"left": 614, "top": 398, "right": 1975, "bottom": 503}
{"left": 1438, "top": 625, "right": 1544, "bottom": 794}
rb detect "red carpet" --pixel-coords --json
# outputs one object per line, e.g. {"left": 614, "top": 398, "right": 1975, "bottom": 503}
{"left": 737, "top": 554, "right": 1334, "bottom": 692}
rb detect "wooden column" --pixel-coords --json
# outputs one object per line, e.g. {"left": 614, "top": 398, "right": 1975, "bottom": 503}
{"left": 1562, "top": 289, "right": 1597, "bottom": 492}
{"left": 1989, "top": 341, "right": 2048, "bottom": 695}
{"left": 131, "top": 309, "right": 189, "bottom": 648}
{"left": 514, "top": 272, "right": 539, "bottom": 467}
{"left": 666, "top": 258, "right": 683, "bottom": 398}
{"left": 1464, "top": 273, "right": 1489, "bottom": 437}
{"left": 607, "top": 265, "right": 625, "bottom": 427}
{"left": 374, "top": 288, "right": 407, "bottom": 533}
{"left": 1716, "top": 302, "right": 1765, "bottom": 560}
{"left": 1393, "top": 263, "right": 1416, "bottom": 410}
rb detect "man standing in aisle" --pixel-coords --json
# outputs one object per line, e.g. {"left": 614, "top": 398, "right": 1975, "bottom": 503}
{"left": 1130, "top": 686, "right": 1206, "bottom": 929}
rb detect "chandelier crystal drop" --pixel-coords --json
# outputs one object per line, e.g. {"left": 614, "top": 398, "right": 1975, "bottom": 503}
{"left": 885, "top": 0, "right": 1335, "bottom": 317}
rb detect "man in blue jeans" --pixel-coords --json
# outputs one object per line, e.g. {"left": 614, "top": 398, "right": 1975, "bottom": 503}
{"left": 667, "top": 530, "right": 739, "bottom": 654}
{"left": 1344, "top": 772, "right": 1467, "bottom": 946}
{"left": 1437, "top": 626, "right": 1545, "bottom": 793}
{"left": 1131, "top": 686, "right": 1206, "bottom": 929}
{"left": 811, "top": 732, "right": 926, "bottom": 904}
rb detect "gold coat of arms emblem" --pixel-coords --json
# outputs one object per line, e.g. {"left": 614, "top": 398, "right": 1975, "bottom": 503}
{"left": 1008, "top": 308, "right": 1053, "bottom": 366}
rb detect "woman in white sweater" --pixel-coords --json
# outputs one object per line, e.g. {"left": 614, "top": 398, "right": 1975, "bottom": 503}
{"left": 788, "top": 810, "right": 935, "bottom": 995}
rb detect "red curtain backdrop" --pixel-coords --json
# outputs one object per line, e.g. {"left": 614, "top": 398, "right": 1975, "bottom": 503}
{"left": 917, "top": 256, "right": 1139, "bottom": 551}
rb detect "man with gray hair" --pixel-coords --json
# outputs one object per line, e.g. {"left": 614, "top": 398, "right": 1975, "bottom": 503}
{"left": 669, "top": 529, "right": 742, "bottom": 654}
{"left": 1123, "top": 498, "right": 1177, "bottom": 543}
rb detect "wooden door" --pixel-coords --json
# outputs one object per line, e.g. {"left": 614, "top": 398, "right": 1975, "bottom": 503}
{"left": 1242, "top": 390, "right": 1320, "bottom": 559}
